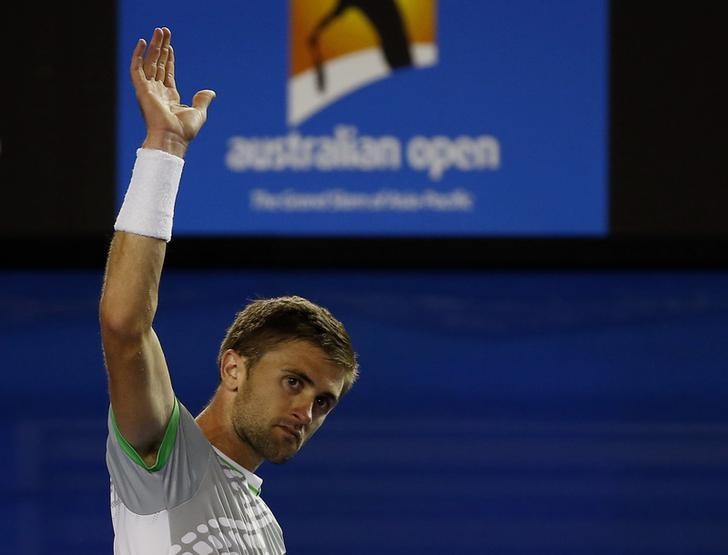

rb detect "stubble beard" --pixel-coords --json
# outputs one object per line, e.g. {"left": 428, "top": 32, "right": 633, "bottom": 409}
{"left": 231, "top": 385, "right": 298, "bottom": 465}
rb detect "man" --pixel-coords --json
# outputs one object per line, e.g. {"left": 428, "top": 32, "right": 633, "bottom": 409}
{"left": 100, "top": 27, "right": 359, "bottom": 554}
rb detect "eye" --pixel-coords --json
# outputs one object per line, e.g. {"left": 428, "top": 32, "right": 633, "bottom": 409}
{"left": 314, "top": 396, "right": 331, "bottom": 413}
{"left": 285, "top": 376, "right": 302, "bottom": 390}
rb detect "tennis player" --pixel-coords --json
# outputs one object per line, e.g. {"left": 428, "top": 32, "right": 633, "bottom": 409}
{"left": 99, "top": 26, "right": 359, "bottom": 554}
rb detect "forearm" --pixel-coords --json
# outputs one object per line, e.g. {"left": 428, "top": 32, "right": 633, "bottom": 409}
{"left": 100, "top": 141, "right": 184, "bottom": 335}
{"left": 100, "top": 231, "right": 166, "bottom": 338}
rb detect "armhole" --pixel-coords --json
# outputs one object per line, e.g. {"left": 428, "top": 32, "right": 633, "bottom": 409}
{"left": 110, "top": 399, "right": 180, "bottom": 472}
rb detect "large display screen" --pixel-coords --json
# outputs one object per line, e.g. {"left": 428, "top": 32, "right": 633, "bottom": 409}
{"left": 117, "top": 1, "right": 608, "bottom": 237}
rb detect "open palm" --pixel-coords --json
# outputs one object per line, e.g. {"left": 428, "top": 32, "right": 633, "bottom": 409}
{"left": 130, "top": 27, "right": 215, "bottom": 150}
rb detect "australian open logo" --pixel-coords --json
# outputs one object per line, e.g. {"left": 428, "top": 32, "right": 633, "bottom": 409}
{"left": 225, "top": 0, "right": 499, "bottom": 207}
{"left": 288, "top": 0, "right": 438, "bottom": 125}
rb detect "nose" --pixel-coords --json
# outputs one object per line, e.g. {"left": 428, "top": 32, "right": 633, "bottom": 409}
{"left": 290, "top": 397, "right": 313, "bottom": 426}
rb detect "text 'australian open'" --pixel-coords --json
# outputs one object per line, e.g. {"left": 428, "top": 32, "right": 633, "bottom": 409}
{"left": 226, "top": 126, "right": 500, "bottom": 181}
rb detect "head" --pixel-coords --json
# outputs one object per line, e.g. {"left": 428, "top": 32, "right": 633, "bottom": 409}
{"left": 217, "top": 296, "right": 358, "bottom": 464}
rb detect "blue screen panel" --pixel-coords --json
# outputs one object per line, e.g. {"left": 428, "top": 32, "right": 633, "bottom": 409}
{"left": 117, "top": 1, "right": 608, "bottom": 237}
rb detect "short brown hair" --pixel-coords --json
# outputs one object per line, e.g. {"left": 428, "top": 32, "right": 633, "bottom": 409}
{"left": 217, "top": 296, "right": 359, "bottom": 394}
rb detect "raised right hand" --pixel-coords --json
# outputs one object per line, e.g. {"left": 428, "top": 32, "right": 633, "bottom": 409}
{"left": 130, "top": 27, "right": 216, "bottom": 157}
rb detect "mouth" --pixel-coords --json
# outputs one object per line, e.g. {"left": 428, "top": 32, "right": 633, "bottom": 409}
{"left": 276, "top": 425, "right": 302, "bottom": 443}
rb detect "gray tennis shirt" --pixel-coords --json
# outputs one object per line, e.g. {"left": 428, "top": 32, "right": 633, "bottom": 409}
{"left": 106, "top": 399, "right": 286, "bottom": 554}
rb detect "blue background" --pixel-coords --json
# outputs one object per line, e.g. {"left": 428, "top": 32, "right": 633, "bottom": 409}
{"left": 1, "top": 270, "right": 727, "bottom": 553}
{"left": 7, "top": 3, "right": 724, "bottom": 554}
{"left": 117, "top": 0, "right": 608, "bottom": 236}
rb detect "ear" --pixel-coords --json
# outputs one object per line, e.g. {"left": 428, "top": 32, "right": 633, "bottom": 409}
{"left": 220, "top": 349, "right": 248, "bottom": 391}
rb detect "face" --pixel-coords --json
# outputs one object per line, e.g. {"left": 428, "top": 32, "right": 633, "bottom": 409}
{"left": 230, "top": 339, "right": 345, "bottom": 464}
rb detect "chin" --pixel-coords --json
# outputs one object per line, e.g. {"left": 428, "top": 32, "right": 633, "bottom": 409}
{"left": 268, "top": 454, "right": 294, "bottom": 465}
{"left": 267, "top": 447, "right": 300, "bottom": 465}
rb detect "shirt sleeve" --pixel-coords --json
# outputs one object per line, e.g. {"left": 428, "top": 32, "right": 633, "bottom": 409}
{"left": 105, "top": 399, "right": 212, "bottom": 515}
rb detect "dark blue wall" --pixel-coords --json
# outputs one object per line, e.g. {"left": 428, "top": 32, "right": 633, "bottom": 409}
{"left": 1, "top": 270, "right": 727, "bottom": 554}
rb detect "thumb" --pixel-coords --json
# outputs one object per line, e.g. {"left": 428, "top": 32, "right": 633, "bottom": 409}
{"left": 192, "top": 89, "right": 216, "bottom": 115}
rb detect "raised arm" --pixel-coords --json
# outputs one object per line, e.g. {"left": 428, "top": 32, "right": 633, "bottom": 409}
{"left": 99, "top": 27, "right": 214, "bottom": 465}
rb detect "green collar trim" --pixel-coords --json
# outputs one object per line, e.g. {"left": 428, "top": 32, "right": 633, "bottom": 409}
{"left": 216, "top": 455, "right": 262, "bottom": 497}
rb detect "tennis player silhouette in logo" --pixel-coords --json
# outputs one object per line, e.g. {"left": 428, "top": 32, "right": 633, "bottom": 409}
{"left": 307, "top": 0, "right": 413, "bottom": 92}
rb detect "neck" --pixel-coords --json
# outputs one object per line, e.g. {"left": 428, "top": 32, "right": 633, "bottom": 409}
{"left": 196, "top": 390, "right": 263, "bottom": 473}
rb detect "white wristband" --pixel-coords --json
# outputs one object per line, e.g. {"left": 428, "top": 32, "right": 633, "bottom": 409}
{"left": 114, "top": 148, "right": 185, "bottom": 242}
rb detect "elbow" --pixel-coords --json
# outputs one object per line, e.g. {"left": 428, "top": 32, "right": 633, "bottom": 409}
{"left": 99, "top": 296, "right": 152, "bottom": 342}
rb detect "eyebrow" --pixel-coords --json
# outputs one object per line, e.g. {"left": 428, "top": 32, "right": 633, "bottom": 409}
{"left": 284, "top": 369, "right": 340, "bottom": 405}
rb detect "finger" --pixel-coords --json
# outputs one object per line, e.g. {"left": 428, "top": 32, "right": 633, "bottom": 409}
{"left": 154, "top": 27, "right": 172, "bottom": 82}
{"left": 192, "top": 90, "right": 217, "bottom": 119}
{"left": 129, "top": 38, "right": 147, "bottom": 82}
{"left": 164, "top": 45, "right": 176, "bottom": 89}
{"left": 143, "top": 27, "right": 163, "bottom": 80}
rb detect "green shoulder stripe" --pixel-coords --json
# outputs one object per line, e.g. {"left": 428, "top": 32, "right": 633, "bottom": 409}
{"left": 111, "top": 399, "right": 180, "bottom": 473}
